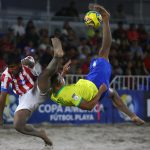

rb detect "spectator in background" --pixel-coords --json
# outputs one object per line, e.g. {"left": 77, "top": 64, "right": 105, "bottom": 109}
{"left": 53, "top": 28, "right": 62, "bottom": 38}
{"left": 24, "top": 25, "right": 39, "bottom": 48}
{"left": 62, "top": 21, "right": 72, "bottom": 34}
{"left": 133, "top": 52, "right": 148, "bottom": 75}
{"left": 89, "top": 29, "right": 102, "bottom": 48}
{"left": 64, "top": 46, "right": 79, "bottom": 74}
{"left": 66, "top": 29, "right": 78, "bottom": 47}
{"left": 125, "top": 61, "right": 134, "bottom": 75}
{"left": 39, "top": 28, "right": 49, "bottom": 46}
{"left": 62, "top": 21, "right": 77, "bottom": 43}
{"left": 127, "top": 23, "right": 139, "bottom": 42}
{"left": 137, "top": 24, "right": 149, "bottom": 47}
{"left": 88, "top": 29, "right": 102, "bottom": 56}
{"left": 0, "top": 32, "right": 15, "bottom": 53}
{"left": 25, "top": 20, "right": 35, "bottom": 35}
{"left": 66, "top": 46, "right": 79, "bottom": 60}
{"left": 112, "top": 21, "right": 127, "bottom": 42}
{"left": 39, "top": 46, "right": 53, "bottom": 70}
{"left": 81, "top": 55, "right": 91, "bottom": 74}
{"left": 24, "top": 41, "right": 36, "bottom": 57}
{"left": 129, "top": 40, "right": 143, "bottom": 58}
{"left": 118, "top": 37, "right": 129, "bottom": 53}
{"left": 12, "top": 17, "right": 25, "bottom": 37}
{"left": 143, "top": 44, "right": 150, "bottom": 74}
{"left": 134, "top": 60, "right": 148, "bottom": 75}
{"left": 111, "top": 58, "right": 123, "bottom": 77}
{"left": 78, "top": 37, "right": 91, "bottom": 60}
{"left": 7, "top": 27, "right": 16, "bottom": 46}
{"left": 0, "top": 52, "right": 6, "bottom": 72}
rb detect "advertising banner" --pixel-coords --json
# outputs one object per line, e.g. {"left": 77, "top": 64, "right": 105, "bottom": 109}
{"left": 28, "top": 101, "right": 102, "bottom": 124}
{"left": 3, "top": 90, "right": 146, "bottom": 124}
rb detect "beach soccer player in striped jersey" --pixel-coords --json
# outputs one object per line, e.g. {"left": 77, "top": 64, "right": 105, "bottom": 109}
{"left": 0, "top": 37, "right": 64, "bottom": 146}
{"left": 49, "top": 4, "right": 145, "bottom": 125}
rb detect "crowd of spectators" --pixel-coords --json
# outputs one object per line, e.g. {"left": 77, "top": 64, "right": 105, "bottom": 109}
{"left": 0, "top": 16, "right": 150, "bottom": 81}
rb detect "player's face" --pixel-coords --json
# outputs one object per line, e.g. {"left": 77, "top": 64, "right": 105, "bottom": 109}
{"left": 8, "top": 63, "right": 21, "bottom": 75}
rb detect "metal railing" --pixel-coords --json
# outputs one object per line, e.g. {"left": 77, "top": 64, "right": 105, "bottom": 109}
{"left": 65, "top": 74, "right": 86, "bottom": 84}
{"left": 0, "top": 73, "right": 149, "bottom": 91}
{"left": 110, "top": 75, "right": 150, "bottom": 91}
{"left": 65, "top": 75, "right": 150, "bottom": 91}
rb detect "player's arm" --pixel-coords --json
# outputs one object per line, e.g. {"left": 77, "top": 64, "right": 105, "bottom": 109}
{"left": 61, "top": 60, "right": 71, "bottom": 77}
{"left": 0, "top": 91, "right": 8, "bottom": 126}
{"left": 21, "top": 56, "right": 35, "bottom": 68}
{"left": 89, "top": 4, "right": 112, "bottom": 58}
{"left": 78, "top": 84, "right": 107, "bottom": 110}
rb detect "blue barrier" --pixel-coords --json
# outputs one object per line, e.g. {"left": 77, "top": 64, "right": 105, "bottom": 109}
{"left": 28, "top": 101, "right": 101, "bottom": 124}
{"left": 3, "top": 90, "right": 146, "bottom": 124}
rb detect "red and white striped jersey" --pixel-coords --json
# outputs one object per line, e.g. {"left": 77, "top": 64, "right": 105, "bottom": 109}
{"left": 0, "top": 57, "right": 41, "bottom": 95}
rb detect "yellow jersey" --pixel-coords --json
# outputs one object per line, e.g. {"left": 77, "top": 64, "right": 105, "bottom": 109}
{"left": 51, "top": 79, "right": 98, "bottom": 107}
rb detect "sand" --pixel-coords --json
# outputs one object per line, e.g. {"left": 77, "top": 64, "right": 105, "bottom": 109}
{"left": 0, "top": 123, "right": 150, "bottom": 150}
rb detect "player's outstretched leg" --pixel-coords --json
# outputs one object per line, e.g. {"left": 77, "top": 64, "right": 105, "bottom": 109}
{"left": 109, "top": 88, "right": 145, "bottom": 125}
{"left": 14, "top": 109, "right": 53, "bottom": 146}
{"left": 38, "top": 37, "right": 64, "bottom": 93}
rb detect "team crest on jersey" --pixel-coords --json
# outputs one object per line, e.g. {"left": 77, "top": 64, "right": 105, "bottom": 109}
{"left": 19, "top": 80, "right": 25, "bottom": 85}
{"left": 72, "top": 93, "right": 79, "bottom": 101}
{"left": 93, "top": 60, "right": 97, "bottom": 67}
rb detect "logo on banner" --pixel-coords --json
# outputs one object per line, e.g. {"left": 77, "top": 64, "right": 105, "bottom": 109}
{"left": 119, "top": 94, "right": 135, "bottom": 121}
{"left": 3, "top": 94, "right": 17, "bottom": 123}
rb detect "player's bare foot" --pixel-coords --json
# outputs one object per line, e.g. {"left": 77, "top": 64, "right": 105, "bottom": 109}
{"left": 40, "top": 129, "right": 53, "bottom": 146}
{"left": 51, "top": 37, "right": 64, "bottom": 57}
{"left": 41, "top": 145, "right": 53, "bottom": 150}
{"left": 131, "top": 116, "right": 145, "bottom": 125}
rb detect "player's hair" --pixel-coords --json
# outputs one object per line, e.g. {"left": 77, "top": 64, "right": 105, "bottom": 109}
{"left": 50, "top": 73, "right": 61, "bottom": 87}
{"left": 5, "top": 52, "right": 21, "bottom": 66}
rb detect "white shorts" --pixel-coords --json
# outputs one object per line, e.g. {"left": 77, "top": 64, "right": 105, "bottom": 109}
{"left": 15, "top": 85, "right": 49, "bottom": 113}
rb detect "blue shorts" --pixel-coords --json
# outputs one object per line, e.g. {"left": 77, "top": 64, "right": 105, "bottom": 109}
{"left": 86, "top": 58, "right": 112, "bottom": 99}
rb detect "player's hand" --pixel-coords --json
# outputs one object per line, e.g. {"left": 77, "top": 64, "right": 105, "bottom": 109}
{"left": 63, "top": 60, "right": 71, "bottom": 73}
{"left": 89, "top": 4, "right": 110, "bottom": 22}
{"left": 99, "top": 83, "right": 107, "bottom": 93}
{"left": 131, "top": 116, "right": 145, "bottom": 125}
{"left": 61, "top": 60, "right": 71, "bottom": 77}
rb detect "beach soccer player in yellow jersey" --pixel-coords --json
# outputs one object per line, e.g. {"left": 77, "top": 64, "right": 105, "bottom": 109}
{"left": 48, "top": 4, "right": 145, "bottom": 125}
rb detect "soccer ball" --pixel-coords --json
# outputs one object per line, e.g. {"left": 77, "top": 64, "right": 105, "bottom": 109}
{"left": 84, "top": 11, "right": 102, "bottom": 29}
